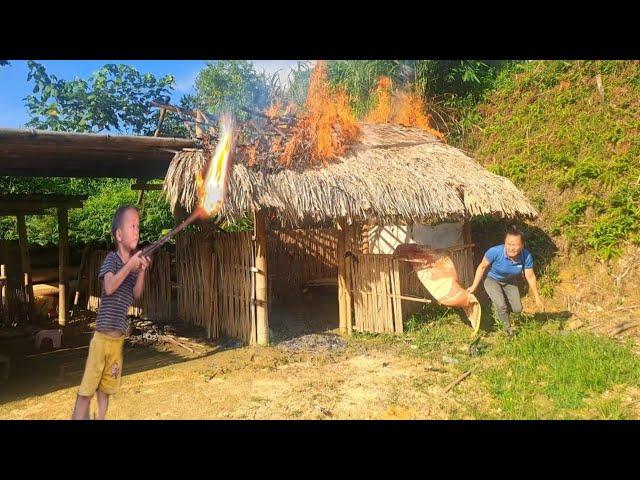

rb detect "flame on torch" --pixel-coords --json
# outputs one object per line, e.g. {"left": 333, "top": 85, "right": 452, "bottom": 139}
{"left": 139, "top": 113, "right": 236, "bottom": 258}
{"left": 196, "top": 113, "right": 236, "bottom": 216}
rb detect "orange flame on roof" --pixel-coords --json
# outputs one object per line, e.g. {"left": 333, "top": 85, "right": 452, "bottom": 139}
{"left": 279, "top": 61, "right": 362, "bottom": 167}
{"left": 265, "top": 101, "right": 281, "bottom": 119}
{"left": 366, "top": 76, "right": 445, "bottom": 141}
{"left": 196, "top": 114, "right": 236, "bottom": 215}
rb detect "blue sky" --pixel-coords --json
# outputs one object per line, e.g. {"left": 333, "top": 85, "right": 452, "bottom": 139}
{"left": 0, "top": 60, "right": 301, "bottom": 128}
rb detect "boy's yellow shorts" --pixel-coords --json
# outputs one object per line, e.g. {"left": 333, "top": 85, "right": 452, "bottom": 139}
{"left": 78, "top": 332, "right": 125, "bottom": 397}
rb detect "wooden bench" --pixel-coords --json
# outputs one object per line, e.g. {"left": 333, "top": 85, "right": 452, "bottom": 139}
{"left": 302, "top": 277, "right": 338, "bottom": 292}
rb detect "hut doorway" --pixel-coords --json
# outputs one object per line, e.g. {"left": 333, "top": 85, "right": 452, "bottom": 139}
{"left": 267, "top": 228, "right": 340, "bottom": 342}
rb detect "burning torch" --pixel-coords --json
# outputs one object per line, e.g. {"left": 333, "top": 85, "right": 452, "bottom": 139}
{"left": 139, "top": 113, "right": 236, "bottom": 258}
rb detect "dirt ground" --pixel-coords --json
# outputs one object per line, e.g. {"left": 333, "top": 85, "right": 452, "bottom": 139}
{"left": 0, "top": 290, "right": 472, "bottom": 420}
{"left": 1, "top": 289, "right": 638, "bottom": 420}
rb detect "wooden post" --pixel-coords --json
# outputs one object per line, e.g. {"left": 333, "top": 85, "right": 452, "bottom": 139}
{"left": 16, "top": 215, "right": 35, "bottom": 322}
{"left": 463, "top": 218, "right": 474, "bottom": 288}
{"left": 0, "top": 264, "right": 6, "bottom": 315}
{"left": 345, "top": 222, "right": 353, "bottom": 335}
{"left": 138, "top": 111, "right": 166, "bottom": 208}
{"left": 463, "top": 218, "right": 473, "bottom": 245}
{"left": 153, "top": 107, "right": 167, "bottom": 137}
{"left": 58, "top": 207, "right": 69, "bottom": 326}
{"left": 195, "top": 110, "right": 205, "bottom": 139}
{"left": 337, "top": 219, "right": 348, "bottom": 334}
{"left": 254, "top": 210, "right": 269, "bottom": 345}
{"left": 135, "top": 177, "right": 148, "bottom": 209}
{"left": 73, "top": 246, "right": 90, "bottom": 309}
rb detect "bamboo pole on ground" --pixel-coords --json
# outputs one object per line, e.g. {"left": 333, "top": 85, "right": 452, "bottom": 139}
{"left": 254, "top": 210, "right": 269, "bottom": 345}
{"left": 16, "top": 215, "right": 35, "bottom": 322}
{"left": 57, "top": 207, "right": 69, "bottom": 326}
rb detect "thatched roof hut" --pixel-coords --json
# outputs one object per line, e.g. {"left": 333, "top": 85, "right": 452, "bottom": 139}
{"left": 164, "top": 123, "right": 537, "bottom": 229}
{"left": 166, "top": 122, "right": 538, "bottom": 346}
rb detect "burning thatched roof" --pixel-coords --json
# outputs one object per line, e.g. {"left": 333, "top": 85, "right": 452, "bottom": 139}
{"left": 163, "top": 123, "right": 538, "bottom": 228}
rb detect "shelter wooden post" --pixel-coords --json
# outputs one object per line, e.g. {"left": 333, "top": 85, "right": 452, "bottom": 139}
{"left": 0, "top": 264, "right": 6, "bottom": 314}
{"left": 462, "top": 218, "right": 474, "bottom": 287}
{"left": 463, "top": 218, "right": 472, "bottom": 245}
{"left": 57, "top": 207, "right": 69, "bottom": 326}
{"left": 195, "top": 110, "right": 205, "bottom": 139}
{"left": 254, "top": 210, "right": 269, "bottom": 345}
{"left": 16, "top": 215, "right": 35, "bottom": 321}
{"left": 73, "top": 246, "right": 90, "bottom": 309}
{"left": 337, "top": 219, "right": 349, "bottom": 334}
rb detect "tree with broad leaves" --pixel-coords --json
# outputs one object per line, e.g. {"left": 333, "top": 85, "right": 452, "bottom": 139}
{"left": 194, "top": 60, "right": 271, "bottom": 120}
{"left": 24, "top": 61, "right": 176, "bottom": 135}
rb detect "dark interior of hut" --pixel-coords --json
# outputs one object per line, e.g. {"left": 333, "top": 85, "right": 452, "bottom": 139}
{"left": 267, "top": 228, "right": 340, "bottom": 343}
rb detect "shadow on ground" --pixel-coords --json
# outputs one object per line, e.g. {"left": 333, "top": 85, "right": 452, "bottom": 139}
{"left": 0, "top": 321, "right": 222, "bottom": 405}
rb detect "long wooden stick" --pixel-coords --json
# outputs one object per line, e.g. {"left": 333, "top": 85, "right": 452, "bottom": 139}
{"left": 444, "top": 368, "right": 475, "bottom": 393}
{"left": 158, "top": 334, "right": 194, "bottom": 353}
{"left": 140, "top": 209, "right": 202, "bottom": 257}
{"left": 610, "top": 322, "right": 640, "bottom": 337}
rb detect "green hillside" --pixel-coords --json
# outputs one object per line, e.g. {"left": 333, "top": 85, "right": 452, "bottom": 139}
{"left": 464, "top": 60, "right": 640, "bottom": 263}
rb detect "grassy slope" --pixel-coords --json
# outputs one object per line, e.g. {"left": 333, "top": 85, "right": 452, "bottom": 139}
{"left": 372, "top": 306, "right": 640, "bottom": 419}
{"left": 458, "top": 60, "right": 640, "bottom": 307}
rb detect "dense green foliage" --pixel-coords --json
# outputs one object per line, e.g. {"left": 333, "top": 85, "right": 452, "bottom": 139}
{"left": 469, "top": 60, "right": 640, "bottom": 260}
{"left": 194, "top": 60, "right": 272, "bottom": 119}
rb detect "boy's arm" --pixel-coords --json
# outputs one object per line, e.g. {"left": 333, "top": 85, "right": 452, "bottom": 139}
{"left": 103, "top": 252, "right": 144, "bottom": 295}
{"left": 133, "top": 255, "right": 151, "bottom": 299}
{"left": 103, "top": 265, "right": 133, "bottom": 295}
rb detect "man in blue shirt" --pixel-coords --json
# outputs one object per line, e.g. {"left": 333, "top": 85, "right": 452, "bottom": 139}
{"left": 467, "top": 226, "right": 544, "bottom": 337}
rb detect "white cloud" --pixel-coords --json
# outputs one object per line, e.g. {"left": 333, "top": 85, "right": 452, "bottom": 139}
{"left": 250, "top": 60, "right": 308, "bottom": 86}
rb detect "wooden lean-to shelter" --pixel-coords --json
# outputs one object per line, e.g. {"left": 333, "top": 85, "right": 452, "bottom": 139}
{"left": 0, "top": 128, "right": 194, "bottom": 325}
{"left": 164, "top": 122, "right": 538, "bottom": 345}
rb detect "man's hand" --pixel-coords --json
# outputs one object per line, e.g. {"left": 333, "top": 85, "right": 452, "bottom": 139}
{"left": 467, "top": 284, "right": 477, "bottom": 295}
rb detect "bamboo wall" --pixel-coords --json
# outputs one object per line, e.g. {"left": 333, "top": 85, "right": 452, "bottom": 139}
{"left": 347, "top": 254, "right": 404, "bottom": 334}
{"left": 86, "top": 249, "right": 172, "bottom": 322}
{"left": 347, "top": 244, "right": 475, "bottom": 334}
{"left": 176, "top": 231, "right": 255, "bottom": 344}
{"left": 172, "top": 226, "right": 473, "bottom": 342}
{"left": 175, "top": 235, "right": 211, "bottom": 330}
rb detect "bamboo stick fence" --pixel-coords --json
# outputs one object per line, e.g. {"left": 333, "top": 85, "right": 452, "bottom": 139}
{"left": 176, "top": 231, "right": 255, "bottom": 344}
{"left": 347, "top": 244, "right": 474, "bottom": 334}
